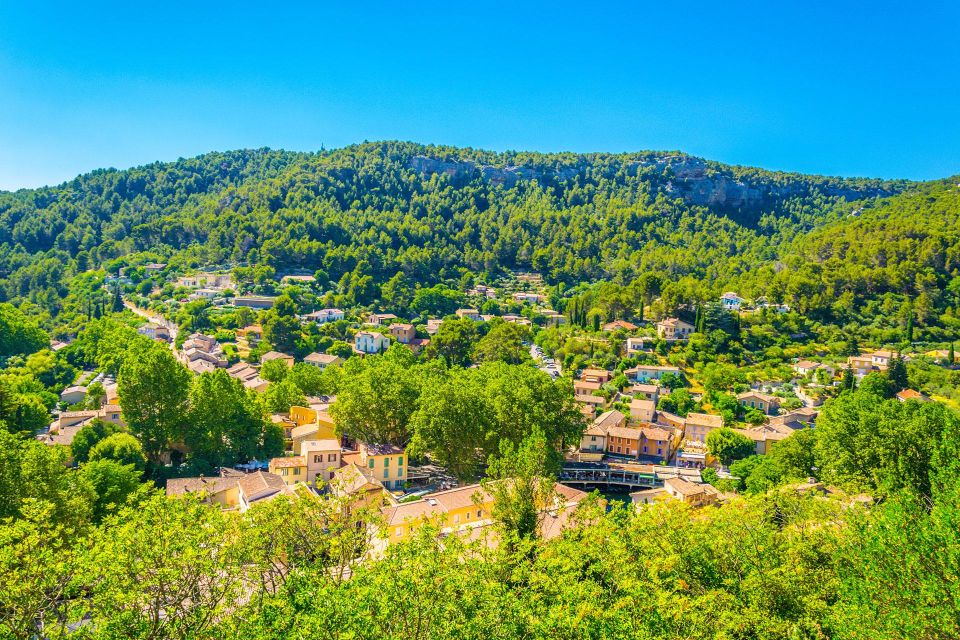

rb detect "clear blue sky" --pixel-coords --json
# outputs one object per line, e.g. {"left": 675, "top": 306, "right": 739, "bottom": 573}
{"left": 2, "top": 1, "right": 959, "bottom": 190}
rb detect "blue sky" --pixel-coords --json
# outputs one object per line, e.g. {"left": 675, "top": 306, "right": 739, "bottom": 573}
{"left": 1, "top": 1, "right": 958, "bottom": 190}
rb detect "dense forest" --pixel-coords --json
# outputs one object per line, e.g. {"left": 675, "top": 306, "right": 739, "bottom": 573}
{"left": 4, "top": 141, "right": 956, "bottom": 340}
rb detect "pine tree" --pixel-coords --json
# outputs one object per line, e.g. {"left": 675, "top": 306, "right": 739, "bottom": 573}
{"left": 112, "top": 285, "right": 124, "bottom": 313}
{"left": 842, "top": 367, "right": 856, "bottom": 391}
{"left": 887, "top": 356, "right": 908, "bottom": 392}
{"left": 906, "top": 315, "right": 914, "bottom": 343}
{"left": 949, "top": 343, "right": 955, "bottom": 366}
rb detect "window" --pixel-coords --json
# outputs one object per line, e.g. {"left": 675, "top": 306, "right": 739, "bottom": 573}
{"left": 453, "top": 514, "right": 460, "bottom": 524}
{"left": 616, "top": 446, "right": 621, "bottom": 453}
{"left": 328, "top": 453, "right": 337, "bottom": 462}
{"left": 477, "top": 510, "right": 483, "bottom": 518}
{"left": 591, "top": 436, "right": 596, "bottom": 442}
{"left": 314, "top": 455, "right": 321, "bottom": 463}
{"left": 396, "top": 527, "right": 403, "bottom": 537}
{"left": 293, "top": 467, "right": 300, "bottom": 475}
{"left": 643, "top": 446, "right": 648, "bottom": 453}
{"left": 281, "top": 468, "right": 288, "bottom": 476}
{"left": 368, "top": 459, "right": 375, "bottom": 469}
{"left": 657, "top": 448, "right": 662, "bottom": 455}
{"left": 398, "top": 456, "right": 403, "bottom": 466}
{"left": 384, "top": 457, "right": 390, "bottom": 467}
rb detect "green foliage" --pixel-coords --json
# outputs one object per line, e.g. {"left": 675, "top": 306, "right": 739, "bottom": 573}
{"left": 88, "top": 432, "right": 147, "bottom": 470}
{"left": 0, "top": 303, "right": 48, "bottom": 358}
{"left": 118, "top": 343, "right": 191, "bottom": 466}
{"left": 70, "top": 418, "right": 121, "bottom": 464}
{"left": 259, "top": 357, "right": 291, "bottom": 383}
{"left": 706, "top": 427, "right": 756, "bottom": 466}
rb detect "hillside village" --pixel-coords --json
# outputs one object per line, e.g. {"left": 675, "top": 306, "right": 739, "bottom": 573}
{"left": 24, "top": 262, "right": 951, "bottom": 544}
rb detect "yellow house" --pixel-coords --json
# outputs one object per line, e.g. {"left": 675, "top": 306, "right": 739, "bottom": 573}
{"left": 269, "top": 456, "right": 308, "bottom": 486}
{"left": 289, "top": 405, "right": 337, "bottom": 437}
{"left": 381, "top": 481, "right": 587, "bottom": 544}
{"left": 345, "top": 442, "right": 407, "bottom": 491}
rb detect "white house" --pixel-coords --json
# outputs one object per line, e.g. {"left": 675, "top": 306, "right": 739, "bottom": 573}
{"left": 304, "top": 308, "right": 345, "bottom": 324}
{"left": 60, "top": 385, "right": 88, "bottom": 406}
{"left": 354, "top": 331, "right": 390, "bottom": 354}
{"left": 720, "top": 292, "right": 744, "bottom": 311}
{"left": 304, "top": 352, "right": 344, "bottom": 370}
{"left": 656, "top": 318, "right": 695, "bottom": 341}
{"left": 301, "top": 439, "right": 343, "bottom": 484}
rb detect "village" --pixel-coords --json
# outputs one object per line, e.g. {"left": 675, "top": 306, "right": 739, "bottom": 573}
{"left": 31, "top": 265, "right": 948, "bottom": 552}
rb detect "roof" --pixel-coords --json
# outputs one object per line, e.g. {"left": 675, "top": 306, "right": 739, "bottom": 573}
{"left": 657, "top": 317, "right": 694, "bottom": 328}
{"left": 301, "top": 438, "right": 342, "bottom": 452}
{"left": 602, "top": 319, "right": 638, "bottom": 331}
{"left": 576, "top": 394, "right": 606, "bottom": 405}
{"left": 291, "top": 424, "right": 321, "bottom": 440}
{"left": 630, "top": 398, "right": 656, "bottom": 412}
{"left": 607, "top": 425, "right": 643, "bottom": 440}
{"left": 332, "top": 463, "right": 384, "bottom": 495}
{"left": 574, "top": 380, "right": 603, "bottom": 391}
{"left": 794, "top": 360, "right": 819, "bottom": 369}
{"left": 269, "top": 456, "right": 306, "bottom": 469}
{"left": 237, "top": 471, "right": 288, "bottom": 501}
{"left": 390, "top": 323, "right": 415, "bottom": 331}
{"left": 587, "top": 410, "right": 626, "bottom": 436}
{"left": 362, "top": 442, "right": 404, "bottom": 456}
{"left": 632, "top": 383, "right": 659, "bottom": 393}
{"left": 61, "top": 385, "right": 87, "bottom": 395}
{"left": 261, "top": 351, "right": 294, "bottom": 363}
{"left": 665, "top": 477, "right": 710, "bottom": 497}
{"left": 166, "top": 476, "right": 237, "bottom": 497}
{"left": 626, "top": 364, "right": 681, "bottom": 374}
{"left": 305, "top": 352, "right": 341, "bottom": 365}
{"left": 38, "top": 424, "right": 84, "bottom": 446}
{"left": 737, "top": 390, "right": 779, "bottom": 404}
{"left": 896, "top": 389, "right": 928, "bottom": 401}
{"left": 639, "top": 426, "right": 672, "bottom": 441}
{"left": 580, "top": 367, "right": 610, "bottom": 377}
{"left": 685, "top": 412, "right": 724, "bottom": 428}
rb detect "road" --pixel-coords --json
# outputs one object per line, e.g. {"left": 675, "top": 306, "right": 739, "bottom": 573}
{"left": 123, "top": 300, "right": 179, "bottom": 355}
{"left": 529, "top": 343, "right": 562, "bottom": 378}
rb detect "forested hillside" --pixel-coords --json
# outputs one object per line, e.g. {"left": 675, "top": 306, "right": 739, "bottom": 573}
{"left": 4, "top": 142, "right": 944, "bottom": 326}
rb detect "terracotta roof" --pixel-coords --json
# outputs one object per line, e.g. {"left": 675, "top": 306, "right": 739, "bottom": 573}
{"left": 685, "top": 412, "right": 723, "bottom": 428}
{"left": 237, "top": 471, "right": 288, "bottom": 501}
{"left": 588, "top": 410, "right": 625, "bottom": 435}
{"left": 665, "top": 477, "right": 709, "bottom": 497}
{"left": 607, "top": 425, "right": 643, "bottom": 441}
{"left": 737, "top": 391, "right": 779, "bottom": 404}
{"left": 261, "top": 351, "right": 294, "bottom": 363}
{"left": 574, "top": 380, "right": 603, "bottom": 391}
{"left": 305, "top": 352, "right": 341, "bottom": 364}
{"left": 269, "top": 456, "right": 306, "bottom": 469}
{"left": 332, "top": 463, "right": 384, "bottom": 495}
{"left": 166, "top": 476, "right": 236, "bottom": 497}
{"left": 630, "top": 398, "right": 656, "bottom": 412}
{"left": 640, "top": 426, "right": 671, "bottom": 441}
{"left": 896, "top": 389, "right": 927, "bottom": 401}
{"left": 602, "top": 320, "right": 638, "bottom": 331}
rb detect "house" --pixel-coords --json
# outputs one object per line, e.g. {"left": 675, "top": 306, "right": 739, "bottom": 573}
{"left": 607, "top": 426, "right": 643, "bottom": 457}
{"left": 684, "top": 413, "right": 724, "bottom": 444}
{"left": 541, "top": 311, "right": 566, "bottom": 327}
{"left": 303, "top": 308, "right": 345, "bottom": 324}
{"left": 737, "top": 391, "right": 781, "bottom": 415}
{"left": 269, "top": 456, "right": 308, "bottom": 486}
{"left": 388, "top": 323, "right": 417, "bottom": 344}
{"left": 367, "top": 313, "right": 398, "bottom": 326}
{"left": 261, "top": 351, "right": 295, "bottom": 367}
{"left": 227, "top": 361, "right": 262, "bottom": 383}
{"left": 629, "top": 398, "right": 656, "bottom": 423}
{"left": 638, "top": 426, "right": 673, "bottom": 462}
{"left": 60, "top": 385, "right": 88, "bottom": 406}
{"left": 580, "top": 410, "right": 626, "bottom": 453}
{"left": 501, "top": 314, "right": 533, "bottom": 327}
{"left": 330, "top": 463, "right": 389, "bottom": 509}
{"left": 769, "top": 407, "right": 818, "bottom": 431}
{"left": 734, "top": 423, "right": 793, "bottom": 455}
{"left": 177, "top": 272, "right": 234, "bottom": 290}
{"left": 406, "top": 337, "right": 430, "bottom": 355}
{"left": 896, "top": 389, "right": 930, "bottom": 403}
{"left": 425, "top": 318, "right": 443, "bottom": 335}
{"left": 304, "top": 352, "right": 343, "bottom": 370}
{"left": 624, "top": 364, "right": 681, "bottom": 383}
{"left": 233, "top": 296, "right": 277, "bottom": 309}
{"left": 512, "top": 292, "right": 545, "bottom": 304}
{"left": 664, "top": 477, "right": 719, "bottom": 507}
{"left": 580, "top": 368, "right": 612, "bottom": 384}
{"left": 630, "top": 487, "right": 669, "bottom": 506}
{"left": 720, "top": 292, "right": 743, "bottom": 311}
{"left": 455, "top": 308, "right": 481, "bottom": 321}
{"left": 382, "top": 480, "right": 587, "bottom": 545}
{"left": 631, "top": 383, "right": 660, "bottom": 403}
{"left": 143, "top": 262, "right": 167, "bottom": 275}
{"left": 625, "top": 337, "right": 655, "bottom": 355}
{"left": 166, "top": 470, "right": 291, "bottom": 512}
{"left": 793, "top": 360, "right": 821, "bottom": 376}
{"left": 656, "top": 318, "right": 695, "bottom": 341}
{"left": 354, "top": 331, "right": 390, "bottom": 355}
{"left": 343, "top": 442, "right": 408, "bottom": 491}
{"left": 301, "top": 439, "right": 343, "bottom": 483}
{"left": 137, "top": 323, "right": 171, "bottom": 342}
{"left": 192, "top": 288, "right": 220, "bottom": 299}
{"left": 574, "top": 379, "right": 604, "bottom": 397}
{"left": 576, "top": 394, "right": 607, "bottom": 413}
{"left": 602, "top": 319, "right": 638, "bottom": 332}
{"left": 847, "top": 350, "right": 895, "bottom": 377}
